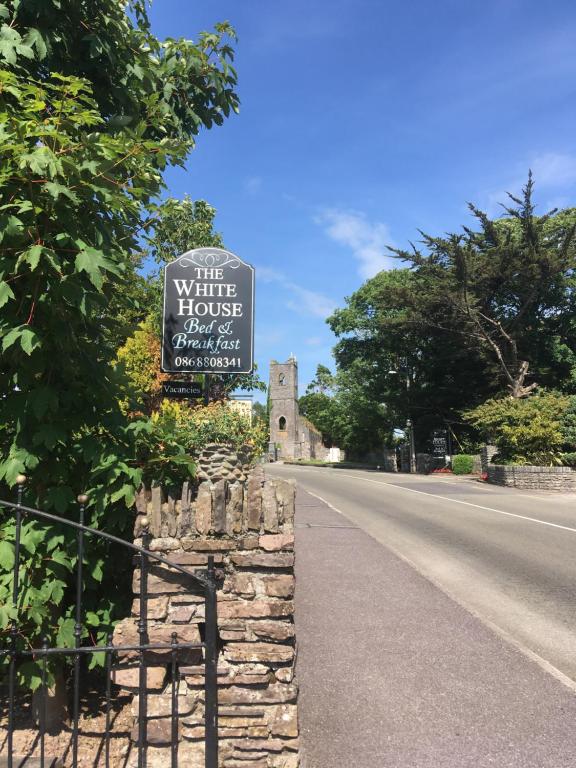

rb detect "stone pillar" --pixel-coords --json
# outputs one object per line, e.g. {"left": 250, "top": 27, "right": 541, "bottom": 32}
{"left": 481, "top": 445, "right": 497, "bottom": 474}
{"left": 116, "top": 445, "right": 299, "bottom": 768}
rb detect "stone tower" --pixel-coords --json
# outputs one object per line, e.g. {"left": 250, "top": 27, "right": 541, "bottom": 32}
{"left": 269, "top": 357, "right": 300, "bottom": 459}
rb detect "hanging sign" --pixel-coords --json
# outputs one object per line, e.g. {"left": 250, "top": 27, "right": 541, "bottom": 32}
{"left": 161, "top": 247, "right": 254, "bottom": 374}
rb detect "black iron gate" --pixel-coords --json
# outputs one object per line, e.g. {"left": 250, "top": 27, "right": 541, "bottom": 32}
{"left": 0, "top": 477, "right": 219, "bottom": 767}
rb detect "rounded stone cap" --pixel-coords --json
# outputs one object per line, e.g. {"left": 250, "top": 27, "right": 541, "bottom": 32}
{"left": 77, "top": 494, "right": 89, "bottom": 505}
{"left": 16, "top": 474, "right": 27, "bottom": 485}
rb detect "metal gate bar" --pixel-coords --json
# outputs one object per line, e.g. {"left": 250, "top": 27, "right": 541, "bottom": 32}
{"left": 1, "top": 479, "right": 219, "bottom": 768}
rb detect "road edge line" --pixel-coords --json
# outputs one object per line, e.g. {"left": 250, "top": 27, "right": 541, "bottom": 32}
{"left": 296, "top": 482, "right": 576, "bottom": 695}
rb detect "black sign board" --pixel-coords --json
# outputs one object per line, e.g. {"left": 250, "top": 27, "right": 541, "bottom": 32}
{"left": 431, "top": 429, "right": 449, "bottom": 457}
{"left": 161, "top": 247, "right": 254, "bottom": 374}
{"left": 161, "top": 381, "right": 203, "bottom": 399}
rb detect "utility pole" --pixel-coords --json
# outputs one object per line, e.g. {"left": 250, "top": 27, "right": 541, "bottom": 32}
{"left": 405, "top": 366, "right": 416, "bottom": 473}
{"left": 406, "top": 418, "right": 416, "bottom": 473}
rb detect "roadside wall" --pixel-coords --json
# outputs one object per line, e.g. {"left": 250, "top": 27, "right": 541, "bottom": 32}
{"left": 487, "top": 464, "right": 576, "bottom": 490}
{"left": 114, "top": 444, "right": 299, "bottom": 768}
{"left": 481, "top": 445, "right": 497, "bottom": 474}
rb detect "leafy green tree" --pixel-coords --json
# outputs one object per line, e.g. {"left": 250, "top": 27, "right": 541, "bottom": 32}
{"left": 391, "top": 176, "right": 576, "bottom": 397}
{"left": 328, "top": 269, "right": 492, "bottom": 454}
{"left": 299, "top": 392, "right": 339, "bottom": 446}
{"left": 306, "top": 364, "right": 335, "bottom": 394}
{"left": 328, "top": 183, "right": 576, "bottom": 457}
{"left": 0, "top": 1, "right": 239, "bottom": 689}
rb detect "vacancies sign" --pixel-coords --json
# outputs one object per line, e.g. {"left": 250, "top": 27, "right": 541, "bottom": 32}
{"left": 161, "top": 247, "right": 254, "bottom": 374}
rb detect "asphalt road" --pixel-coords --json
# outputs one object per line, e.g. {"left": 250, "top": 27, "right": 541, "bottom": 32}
{"left": 266, "top": 464, "right": 576, "bottom": 767}
{"left": 270, "top": 464, "right": 576, "bottom": 682}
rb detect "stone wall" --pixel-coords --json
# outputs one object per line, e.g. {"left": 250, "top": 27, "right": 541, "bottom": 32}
{"left": 487, "top": 464, "right": 576, "bottom": 490}
{"left": 113, "top": 445, "right": 299, "bottom": 768}
{"left": 298, "top": 417, "right": 329, "bottom": 462}
{"left": 481, "top": 445, "right": 497, "bottom": 474}
{"left": 416, "top": 453, "right": 433, "bottom": 474}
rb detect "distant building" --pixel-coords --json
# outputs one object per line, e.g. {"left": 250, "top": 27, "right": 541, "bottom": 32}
{"left": 228, "top": 397, "right": 253, "bottom": 422}
{"left": 268, "top": 357, "right": 331, "bottom": 461}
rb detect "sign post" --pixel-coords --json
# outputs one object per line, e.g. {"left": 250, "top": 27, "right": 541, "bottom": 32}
{"left": 161, "top": 248, "right": 254, "bottom": 401}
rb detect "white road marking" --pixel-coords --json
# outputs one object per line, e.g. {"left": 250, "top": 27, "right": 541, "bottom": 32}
{"left": 313, "top": 470, "right": 576, "bottom": 535}
{"left": 297, "top": 482, "right": 576, "bottom": 694}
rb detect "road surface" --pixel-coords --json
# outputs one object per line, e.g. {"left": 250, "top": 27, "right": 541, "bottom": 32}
{"left": 267, "top": 464, "right": 576, "bottom": 767}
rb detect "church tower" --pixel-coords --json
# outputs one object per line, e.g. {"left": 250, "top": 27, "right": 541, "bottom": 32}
{"left": 269, "top": 357, "right": 300, "bottom": 459}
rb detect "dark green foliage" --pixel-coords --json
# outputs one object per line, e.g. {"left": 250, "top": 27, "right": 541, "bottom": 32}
{"left": 327, "top": 183, "right": 576, "bottom": 457}
{"left": 390, "top": 176, "right": 576, "bottom": 398}
{"left": 0, "top": 0, "right": 239, "bottom": 689}
{"left": 452, "top": 455, "right": 474, "bottom": 475}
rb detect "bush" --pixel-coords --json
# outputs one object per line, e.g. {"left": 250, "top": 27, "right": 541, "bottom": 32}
{"left": 464, "top": 391, "right": 570, "bottom": 465}
{"left": 452, "top": 454, "right": 475, "bottom": 474}
{"left": 133, "top": 400, "right": 269, "bottom": 487}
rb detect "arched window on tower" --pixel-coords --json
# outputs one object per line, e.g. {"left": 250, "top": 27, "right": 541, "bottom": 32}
{"left": 279, "top": 416, "right": 287, "bottom": 431}
{"left": 279, "top": 373, "right": 286, "bottom": 386}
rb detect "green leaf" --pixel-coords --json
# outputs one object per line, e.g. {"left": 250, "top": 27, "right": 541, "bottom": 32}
{"left": 20, "top": 328, "right": 41, "bottom": 355}
{"left": 22, "top": 245, "right": 42, "bottom": 271}
{"left": 86, "top": 611, "right": 100, "bottom": 627}
{"left": 57, "top": 617, "right": 75, "bottom": 648}
{"left": 23, "top": 28, "right": 47, "bottom": 60}
{"left": 51, "top": 550, "right": 73, "bottom": 570}
{"left": 0, "top": 214, "right": 23, "bottom": 242}
{"left": 45, "top": 486, "right": 75, "bottom": 514}
{"left": 0, "top": 280, "right": 15, "bottom": 308}
{"left": 90, "top": 560, "right": 104, "bottom": 583}
{"left": 1, "top": 456, "right": 25, "bottom": 485}
{"left": 18, "top": 661, "right": 43, "bottom": 692}
{"left": 43, "top": 181, "right": 79, "bottom": 204}
{"left": 2, "top": 326, "right": 40, "bottom": 355}
{"left": 0, "top": 603, "right": 17, "bottom": 630}
{"left": 110, "top": 483, "right": 136, "bottom": 504}
{"left": 76, "top": 248, "right": 104, "bottom": 290}
{"left": 0, "top": 540, "right": 15, "bottom": 572}
{"left": 20, "top": 524, "right": 44, "bottom": 556}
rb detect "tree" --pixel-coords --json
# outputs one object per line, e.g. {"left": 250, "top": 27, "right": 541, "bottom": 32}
{"left": 328, "top": 269, "right": 493, "bottom": 454}
{"left": 306, "top": 364, "right": 335, "bottom": 394}
{"left": 391, "top": 176, "right": 576, "bottom": 397}
{"left": 327, "top": 184, "right": 576, "bottom": 457}
{"left": 0, "top": 1, "right": 239, "bottom": 689}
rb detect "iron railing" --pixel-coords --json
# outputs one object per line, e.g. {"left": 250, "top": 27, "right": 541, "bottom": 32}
{"left": 0, "top": 476, "right": 219, "bottom": 767}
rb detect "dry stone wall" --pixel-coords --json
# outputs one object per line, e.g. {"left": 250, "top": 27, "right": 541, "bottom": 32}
{"left": 113, "top": 446, "right": 299, "bottom": 768}
{"left": 487, "top": 464, "right": 576, "bottom": 490}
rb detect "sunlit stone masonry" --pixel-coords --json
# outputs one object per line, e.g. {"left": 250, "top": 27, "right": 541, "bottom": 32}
{"left": 115, "top": 444, "right": 299, "bottom": 768}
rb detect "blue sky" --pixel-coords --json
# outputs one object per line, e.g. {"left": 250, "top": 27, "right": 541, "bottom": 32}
{"left": 149, "top": 0, "right": 576, "bottom": 400}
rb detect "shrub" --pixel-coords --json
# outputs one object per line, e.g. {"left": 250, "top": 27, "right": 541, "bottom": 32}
{"left": 464, "top": 391, "right": 570, "bottom": 465}
{"left": 134, "top": 400, "right": 269, "bottom": 488}
{"left": 452, "top": 454, "right": 475, "bottom": 474}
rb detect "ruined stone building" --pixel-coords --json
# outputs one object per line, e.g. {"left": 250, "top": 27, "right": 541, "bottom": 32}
{"left": 268, "top": 357, "right": 330, "bottom": 460}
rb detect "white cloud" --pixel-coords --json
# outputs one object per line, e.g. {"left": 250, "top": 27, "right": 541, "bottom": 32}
{"left": 485, "top": 151, "right": 576, "bottom": 216}
{"left": 285, "top": 284, "right": 336, "bottom": 319}
{"left": 243, "top": 176, "right": 263, "bottom": 196}
{"left": 531, "top": 152, "right": 576, "bottom": 188}
{"left": 315, "top": 209, "right": 396, "bottom": 279}
{"left": 304, "top": 336, "right": 322, "bottom": 346}
{"left": 257, "top": 266, "right": 336, "bottom": 319}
